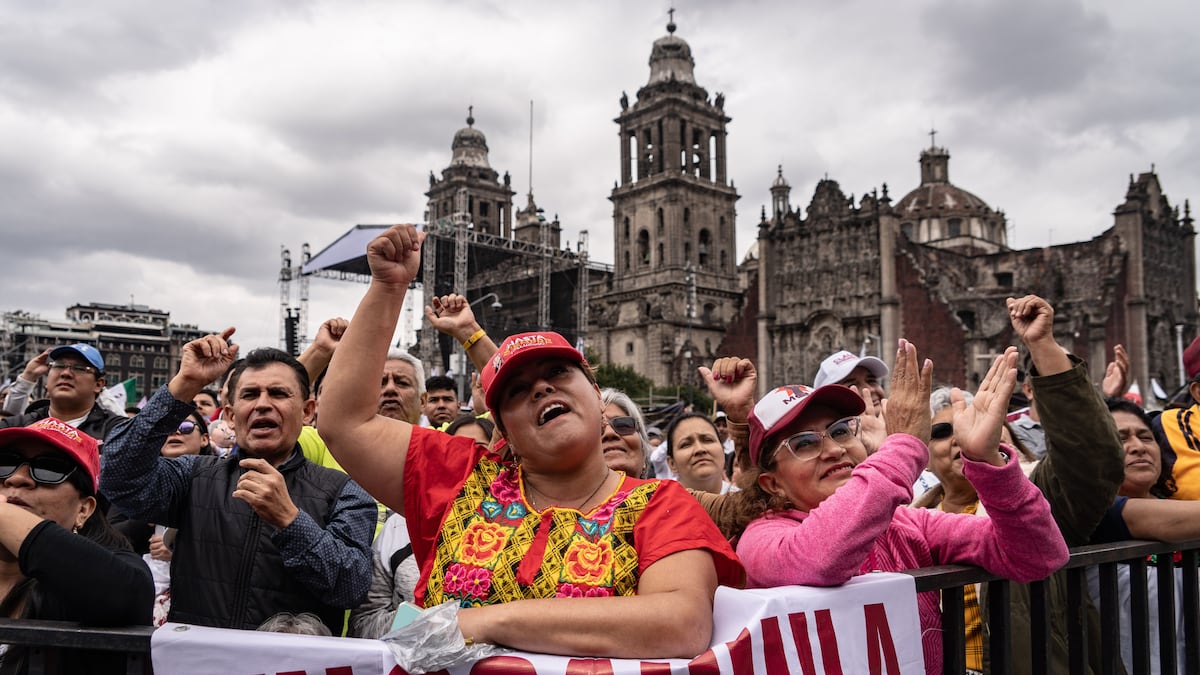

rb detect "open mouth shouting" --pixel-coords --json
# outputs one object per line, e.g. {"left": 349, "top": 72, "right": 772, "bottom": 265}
{"left": 537, "top": 402, "right": 571, "bottom": 427}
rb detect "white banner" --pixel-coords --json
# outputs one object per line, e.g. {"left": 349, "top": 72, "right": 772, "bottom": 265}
{"left": 151, "top": 572, "right": 923, "bottom": 675}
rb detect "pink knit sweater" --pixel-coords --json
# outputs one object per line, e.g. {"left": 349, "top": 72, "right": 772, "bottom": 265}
{"left": 736, "top": 434, "right": 1068, "bottom": 675}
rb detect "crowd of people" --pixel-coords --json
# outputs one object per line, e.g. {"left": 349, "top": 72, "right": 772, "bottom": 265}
{"left": 0, "top": 222, "right": 1197, "bottom": 674}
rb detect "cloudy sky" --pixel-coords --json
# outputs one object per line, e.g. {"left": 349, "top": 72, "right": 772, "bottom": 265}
{"left": 1, "top": 0, "right": 1196, "bottom": 356}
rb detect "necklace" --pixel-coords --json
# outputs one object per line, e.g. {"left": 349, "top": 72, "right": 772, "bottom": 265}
{"left": 526, "top": 468, "right": 612, "bottom": 512}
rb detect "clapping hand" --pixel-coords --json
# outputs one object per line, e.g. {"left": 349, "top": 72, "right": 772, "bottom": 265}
{"left": 882, "top": 339, "right": 933, "bottom": 444}
{"left": 952, "top": 347, "right": 1018, "bottom": 466}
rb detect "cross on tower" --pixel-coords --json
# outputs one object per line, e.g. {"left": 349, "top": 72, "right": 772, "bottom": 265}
{"left": 928, "top": 127, "right": 937, "bottom": 149}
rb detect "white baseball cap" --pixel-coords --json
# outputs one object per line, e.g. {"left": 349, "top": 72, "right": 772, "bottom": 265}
{"left": 813, "top": 350, "right": 889, "bottom": 388}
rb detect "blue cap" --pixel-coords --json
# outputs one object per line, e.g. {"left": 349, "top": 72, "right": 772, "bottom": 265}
{"left": 49, "top": 343, "right": 105, "bottom": 374}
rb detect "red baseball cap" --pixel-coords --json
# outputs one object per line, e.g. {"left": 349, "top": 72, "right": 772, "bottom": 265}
{"left": 481, "top": 332, "right": 589, "bottom": 413}
{"left": 1184, "top": 336, "right": 1200, "bottom": 381}
{"left": 748, "top": 384, "right": 865, "bottom": 466}
{"left": 0, "top": 418, "right": 101, "bottom": 492}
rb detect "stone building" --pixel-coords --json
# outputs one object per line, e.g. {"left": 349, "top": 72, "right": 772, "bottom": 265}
{"left": 0, "top": 302, "right": 210, "bottom": 401}
{"left": 747, "top": 142, "right": 1197, "bottom": 396}
{"left": 589, "top": 19, "right": 741, "bottom": 387}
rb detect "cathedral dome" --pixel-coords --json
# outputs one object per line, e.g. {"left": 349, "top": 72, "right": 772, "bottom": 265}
{"left": 894, "top": 144, "right": 1008, "bottom": 253}
{"left": 450, "top": 109, "right": 491, "bottom": 169}
{"left": 646, "top": 19, "right": 696, "bottom": 86}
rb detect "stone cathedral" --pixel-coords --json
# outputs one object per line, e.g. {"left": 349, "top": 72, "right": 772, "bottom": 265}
{"left": 590, "top": 18, "right": 1197, "bottom": 397}
{"left": 412, "top": 17, "right": 1197, "bottom": 397}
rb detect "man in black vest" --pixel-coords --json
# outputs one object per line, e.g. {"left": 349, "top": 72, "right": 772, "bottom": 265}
{"left": 101, "top": 329, "right": 374, "bottom": 632}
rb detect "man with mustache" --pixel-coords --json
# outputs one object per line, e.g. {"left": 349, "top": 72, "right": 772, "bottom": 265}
{"left": 100, "top": 330, "right": 374, "bottom": 632}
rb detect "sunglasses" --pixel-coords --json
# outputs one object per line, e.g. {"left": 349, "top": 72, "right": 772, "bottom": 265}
{"left": 174, "top": 422, "right": 198, "bottom": 435}
{"left": 775, "top": 417, "right": 861, "bottom": 462}
{"left": 48, "top": 361, "right": 98, "bottom": 376}
{"left": 930, "top": 422, "right": 954, "bottom": 440}
{"left": 606, "top": 416, "right": 639, "bottom": 437}
{"left": 0, "top": 453, "right": 78, "bottom": 486}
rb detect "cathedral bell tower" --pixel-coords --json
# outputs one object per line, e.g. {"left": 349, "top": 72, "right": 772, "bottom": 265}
{"left": 596, "top": 15, "right": 740, "bottom": 387}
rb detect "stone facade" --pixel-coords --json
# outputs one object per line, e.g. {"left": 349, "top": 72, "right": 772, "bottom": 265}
{"left": 746, "top": 147, "right": 1197, "bottom": 396}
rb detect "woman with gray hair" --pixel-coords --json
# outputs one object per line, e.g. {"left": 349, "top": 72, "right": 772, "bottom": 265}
{"left": 911, "top": 386, "right": 1036, "bottom": 674}
{"left": 599, "top": 388, "right": 651, "bottom": 479}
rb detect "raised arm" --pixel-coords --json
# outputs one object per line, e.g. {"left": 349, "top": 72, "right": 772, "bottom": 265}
{"left": 699, "top": 356, "right": 756, "bottom": 473}
{"left": 101, "top": 330, "right": 239, "bottom": 524}
{"left": 319, "top": 224, "right": 423, "bottom": 512}
{"left": 296, "top": 317, "right": 348, "bottom": 388}
{"left": 425, "top": 294, "right": 499, "bottom": 372}
{"left": 1010, "top": 295, "right": 1125, "bottom": 545}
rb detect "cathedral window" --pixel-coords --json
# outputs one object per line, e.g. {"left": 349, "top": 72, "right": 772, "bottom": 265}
{"left": 638, "top": 230, "right": 650, "bottom": 265}
{"left": 657, "top": 208, "right": 665, "bottom": 235}
{"left": 658, "top": 243, "right": 664, "bottom": 266}
{"left": 685, "top": 242, "right": 692, "bottom": 263}
{"left": 480, "top": 202, "right": 489, "bottom": 217}
{"left": 721, "top": 250, "right": 728, "bottom": 272}
{"left": 624, "top": 251, "right": 630, "bottom": 272}
{"left": 698, "top": 229, "right": 712, "bottom": 267}
{"left": 702, "top": 303, "right": 716, "bottom": 325}
{"left": 948, "top": 218, "right": 962, "bottom": 238}
{"left": 629, "top": 133, "right": 639, "bottom": 181}
{"left": 995, "top": 272, "right": 1013, "bottom": 288}
{"left": 623, "top": 217, "right": 630, "bottom": 240}
{"left": 901, "top": 222, "right": 915, "bottom": 240}
{"left": 626, "top": 342, "right": 634, "bottom": 355}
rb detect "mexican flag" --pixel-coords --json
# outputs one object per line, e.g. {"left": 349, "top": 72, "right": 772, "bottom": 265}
{"left": 103, "top": 378, "right": 138, "bottom": 410}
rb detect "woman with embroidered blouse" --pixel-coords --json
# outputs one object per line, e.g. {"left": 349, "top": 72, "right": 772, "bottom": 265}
{"left": 319, "top": 224, "right": 742, "bottom": 663}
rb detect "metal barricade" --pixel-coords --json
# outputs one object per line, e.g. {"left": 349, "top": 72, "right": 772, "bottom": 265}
{"left": 2, "top": 539, "right": 1198, "bottom": 674}
{"left": 904, "top": 538, "right": 1200, "bottom": 675}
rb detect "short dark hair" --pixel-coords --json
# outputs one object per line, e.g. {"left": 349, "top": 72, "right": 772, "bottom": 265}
{"left": 663, "top": 412, "right": 719, "bottom": 459}
{"left": 227, "top": 348, "right": 311, "bottom": 401}
{"left": 197, "top": 387, "right": 220, "bottom": 406}
{"left": 425, "top": 375, "right": 457, "bottom": 394}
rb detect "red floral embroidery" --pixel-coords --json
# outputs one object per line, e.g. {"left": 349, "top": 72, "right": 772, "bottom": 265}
{"left": 490, "top": 470, "right": 522, "bottom": 503}
{"left": 563, "top": 538, "right": 613, "bottom": 586}
{"left": 590, "top": 490, "right": 630, "bottom": 522}
{"left": 556, "top": 582, "right": 613, "bottom": 598}
{"left": 444, "top": 563, "right": 470, "bottom": 595}
{"left": 460, "top": 521, "right": 510, "bottom": 566}
{"left": 463, "top": 566, "right": 493, "bottom": 599}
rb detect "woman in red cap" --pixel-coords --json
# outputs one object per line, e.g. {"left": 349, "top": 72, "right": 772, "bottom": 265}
{"left": 733, "top": 340, "right": 1068, "bottom": 675}
{"left": 0, "top": 417, "right": 153, "bottom": 673}
{"left": 319, "top": 225, "right": 741, "bottom": 669}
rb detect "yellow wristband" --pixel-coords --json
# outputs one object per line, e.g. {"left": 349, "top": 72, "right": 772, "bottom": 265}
{"left": 461, "top": 329, "right": 487, "bottom": 351}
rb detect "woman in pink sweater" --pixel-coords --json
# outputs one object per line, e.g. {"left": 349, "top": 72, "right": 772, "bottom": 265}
{"left": 735, "top": 340, "right": 1068, "bottom": 674}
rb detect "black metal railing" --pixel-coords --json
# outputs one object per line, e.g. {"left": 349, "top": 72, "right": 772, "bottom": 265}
{"left": 904, "top": 538, "right": 1200, "bottom": 675}
{"left": 3, "top": 539, "right": 1199, "bottom": 674}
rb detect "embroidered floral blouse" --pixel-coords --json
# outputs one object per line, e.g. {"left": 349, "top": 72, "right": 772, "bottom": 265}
{"left": 403, "top": 427, "right": 743, "bottom": 607}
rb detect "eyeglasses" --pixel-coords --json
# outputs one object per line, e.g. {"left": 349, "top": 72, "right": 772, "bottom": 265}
{"left": 0, "top": 453, "right": 78, "bottom": 486}
{"left": 930, "top": 422, "right": 954, "bottom": 440}
{"left": 48, "top": 361, "right": 98, "bottom": 376}
{"left": 174, "top": 422, "right": 198, "bottom": 435}
{"left": 606, "top": 416, "right": 639, "bottom": 437}
{"left": 775, "top": 417, "right": 861, "bottom": 462}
